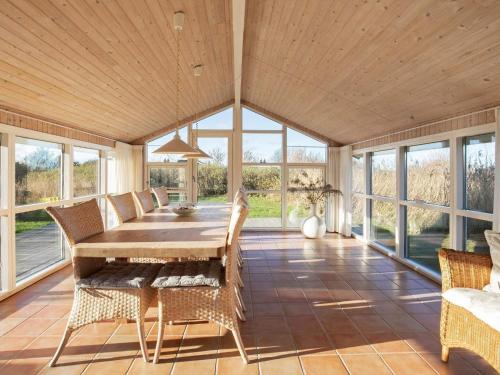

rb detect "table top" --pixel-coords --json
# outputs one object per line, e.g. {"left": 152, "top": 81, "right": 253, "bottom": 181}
{"left": 72, "top": 204, "right": 230, "bottom": 259}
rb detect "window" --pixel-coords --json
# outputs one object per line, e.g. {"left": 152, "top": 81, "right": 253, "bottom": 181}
{"left": 243, "top": 133, "right": 282, "bottom": 163}
{"left": 242, "top": 108, "right": 282, "bottom": 131}
{"left": 197, "top": 137, "right": 229, "bottom": 203}
{"left": 287, "top": 167, "right": 325, "bottom": 227}
{"left": 244, "top": 193, "right": 282, "bottom": 228}
{"left": 352, "top": 154, "right": 364, "bottom": 193}
{"left": 149, "top": 166, "right": 186, "bottom": 189}
{"left": 370, "top": 200, "right": 396, "bottom": 251}
{"left": 15, "top": 209, "right": 64, "bottom": 282}
{"left": 196, "top": 107, "right": 233, "bottom": 130}
{"left": 15, "top": 137, "right": 62, "bottom": 205}
{"left": 287, "top": 128, "right": 326, "bottom": 163}
{"left": 353, "top": 128, "right": 496, "bottom": 276}
{"left": 147, "top": 127, "right": 188, "bottom": 163}
{"left": 351, "top": 195, "right": 364, "bottom": 236}
{"left": 406, "top": 207, "right": 450, "bottom": 273}
{"left": 464, "top": 217, "right": 492, "bottom": 253}
{"left": 2, "top": 132, "right": 109, "bottom": 293}
{"left": 73, "top": 147, "right": 99, "bottom": 197}
{"left": 242, "top": 166, "right": 281, "bottom": 191}
{"left": 407, "top": 141, "right": 450, "bottom": 206}
{"left": 371, "top": 149, "right": 396, "bottom": 197}
{"left": 464, "top": 133, "right": 495, "bottom": 213}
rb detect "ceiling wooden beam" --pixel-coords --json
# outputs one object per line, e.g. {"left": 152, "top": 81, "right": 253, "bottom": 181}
{"left": 232, "top": 0, "right": 246, "bottom": 106}
{"left": 131, "top": 100, "right": 234, "bottom": 145}
{"left": 241, "top": 100, "right": 340, "bottom": 146}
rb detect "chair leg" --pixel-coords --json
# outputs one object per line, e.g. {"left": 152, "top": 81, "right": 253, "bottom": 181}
{"left": 154, "top": 301, "right": 165, "bottom": 364}
{"left": 49, "top": 326, "right": 73, "bottom": 367}
{"left": 137, "top": 319, "right": 149, "bottom": 362}
{"left": 231, "top": 327, "right": 248, "bottom": 364}
{"left": 236, "top": 286, "right": 247, "bottom": 312}
{"left": 441, "top": 345, "right": 449, "bottom": 362}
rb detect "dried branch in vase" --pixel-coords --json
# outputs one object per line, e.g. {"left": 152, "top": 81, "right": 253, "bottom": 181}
{"left": 287, "top": 171, "right": 342, "bottom": 205}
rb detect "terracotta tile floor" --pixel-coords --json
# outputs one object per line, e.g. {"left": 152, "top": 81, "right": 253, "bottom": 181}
{"left": 0, "top": 232, "right": 497, "bottom": 375}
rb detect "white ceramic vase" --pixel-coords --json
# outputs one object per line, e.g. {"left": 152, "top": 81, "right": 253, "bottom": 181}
{"left": 301, "top": 203, "right": 326, "bottom": 239}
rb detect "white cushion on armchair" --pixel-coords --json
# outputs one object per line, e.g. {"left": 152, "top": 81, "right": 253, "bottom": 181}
{"left": 443, "top": 288, "right": 500, "bottom": 331}
{"left": 484, "top": 230, "right": 500, "bottom": 292}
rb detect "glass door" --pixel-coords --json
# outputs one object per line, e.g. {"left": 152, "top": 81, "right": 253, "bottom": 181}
{"left": 195, "top": 135, "right": 232, "bottom": 204}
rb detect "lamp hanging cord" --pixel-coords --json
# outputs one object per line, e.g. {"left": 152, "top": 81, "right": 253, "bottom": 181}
{"left": 194, "top": 69, "right": 199, "bottom": 142}
{"left": 175, "top": 27, "right": 181, "bottom": 135}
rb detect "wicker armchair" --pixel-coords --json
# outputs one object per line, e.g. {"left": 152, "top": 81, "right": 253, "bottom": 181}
{"left": 46, "top": 199, "right": 161, "bottom": 366}
{"left": 133, "top": 189, "right": 155, "bottom": 215}
{"left": 438, "top": 248, "right": 499, "bottom": 371}
{"left": 152, "top": 202, "right": 249, "bottom": 364}
{"left": 152, "top": 187, "right": 169, "bottom": 207}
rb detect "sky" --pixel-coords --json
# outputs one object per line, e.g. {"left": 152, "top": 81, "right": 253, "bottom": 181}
{"left": 147, "top": 108, "right": 327, "bottom": 163}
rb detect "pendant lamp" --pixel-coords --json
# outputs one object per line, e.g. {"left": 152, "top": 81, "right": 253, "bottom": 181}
{"left": 154, "top": 11, "right": 198, "bottom": 155}
{"left": 183, "top": 64, "right": 211, "bottom": 159}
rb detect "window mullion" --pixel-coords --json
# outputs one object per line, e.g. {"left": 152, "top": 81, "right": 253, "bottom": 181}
{"left": 396, "top": 146, "right": 405, "bottom": 258}
{"left": 451, "top": 136, "right": 463, "bottom": 250}
{"left": 494, "top": 107, "right": 500, "bottom": 232}
{"left": 64, "top": 144, "right": 74, "bottom": 201}
{"left": 363, "top": 152, "right": 370, "bottom": 241}
{"left": 1, "top": 134, "right": 15, "bottom": 290}
{"left": 282, "top": 128, "right": 287, "bottom": 228}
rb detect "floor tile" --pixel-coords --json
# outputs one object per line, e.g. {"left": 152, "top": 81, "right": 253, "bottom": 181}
{"left": 0, "top": 232, "right": 463, "bottom": 374}
{"left": 300, "top": 355, "right": 348, "bottom": 374}
{"left": 382, "top": 353, "right": 437, "bottom": 375}
{"left": 341, "top": 354, "right": 393, "bottom": 375}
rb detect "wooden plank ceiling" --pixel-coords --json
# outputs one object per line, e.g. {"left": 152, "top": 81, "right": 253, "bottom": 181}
{"left": 1, "top": 0, "right": 500, "bottom": 145}
{"left": 0, "top": 0, "right": 233, "bottom": 143}
{"left": 243, "top": 0, "right": 500, "bottom": 145}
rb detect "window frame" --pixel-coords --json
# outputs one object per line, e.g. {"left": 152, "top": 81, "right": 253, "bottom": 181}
{"left": 0, "top": 124, "right": 113, "bottom": 297}
{"left": 350, "top": 122, "right": 497, "bottom": 281}
{"left": 241, "top": 106, "right": 329, "bottom": 229}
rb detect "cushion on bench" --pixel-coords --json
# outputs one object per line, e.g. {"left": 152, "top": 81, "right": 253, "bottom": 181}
{"left": 443, "top": 287, "right": 500, "bottom": 331}
{"left": 152, "top": 260, "right": 223, "bottom": 288}
{"left": 484, "top": 230, "right": 500, "bottom": 292}
{"left": 76, "top": 262, "right": 162, "bottom": 289}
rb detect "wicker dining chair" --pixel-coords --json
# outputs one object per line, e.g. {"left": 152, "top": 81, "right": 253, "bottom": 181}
{"left": 233, "top": 188, "right": 248, "bottom": 269}
{"left": 152, "top": 186, "right": 169, "bottom": 207}
{"left": 152, "top": 202, "right": 249, "bottom": 364}
{"left": 232, "top": 188, "right": 249, "bottom": 319}
{"left": 106, "top": 192, "right": 138, "bottom": 224}
{"left": 133, "top": 189, "right": 155, "bottom": 215}
{"left": 438, "top": 248, "right": 499, "bottom": 371}
{"left": 46, "top": 199, "right": 161, "bottom": 366}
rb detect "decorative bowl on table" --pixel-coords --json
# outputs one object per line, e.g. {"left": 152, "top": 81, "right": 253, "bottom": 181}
{"left": 170, "top": 203, "right": 198, "bottom": 217}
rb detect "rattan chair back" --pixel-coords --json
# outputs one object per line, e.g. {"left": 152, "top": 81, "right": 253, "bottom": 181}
{"left": 225, "top": 203, "right": 248, "bottom": 283}
{"left": 134, "top": 189, "right": 155, "bottom": 214}
{"left": 46, "top": 199, "right": 106, "bottom": 280}
{"left": 152, "top": 187, "right": 170, "bottom": 207}
{"left": 107, "top": 192, "right": 137, "bottom": 224}
{"left": 233, "top": 187, "right": 248, "bottom": 206}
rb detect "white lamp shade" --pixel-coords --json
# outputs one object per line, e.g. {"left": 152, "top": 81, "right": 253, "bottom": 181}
{"left": 153, "top": 133, "right": 199, "bottom": 154}
{"left": 182, "top": 146, "right": 211, "bottom": 159}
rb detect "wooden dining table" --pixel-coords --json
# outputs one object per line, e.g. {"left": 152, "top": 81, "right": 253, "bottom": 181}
{"left": 72, "top": 204, "right": 231, "bottom": 259}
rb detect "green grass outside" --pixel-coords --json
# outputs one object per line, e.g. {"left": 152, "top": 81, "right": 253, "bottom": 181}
{"left": 16, "top": 221, "right": 52, "bottom": 234}
{"left": 197, "top": 194, "right": 282, "bottom": 218}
